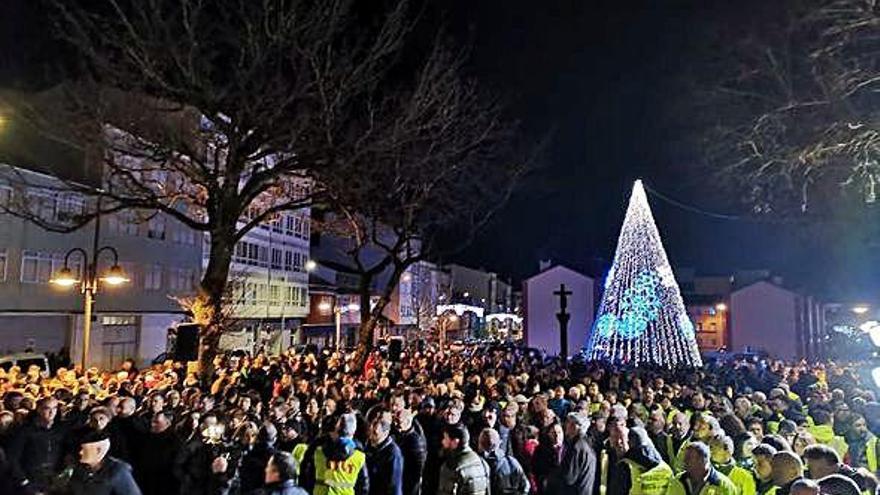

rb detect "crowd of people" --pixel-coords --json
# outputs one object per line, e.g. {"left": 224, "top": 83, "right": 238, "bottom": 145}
{"left": 0, "top": 343, "right": 877, "bottom": 495}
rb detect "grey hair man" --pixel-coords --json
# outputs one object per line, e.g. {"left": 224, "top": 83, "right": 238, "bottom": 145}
{"left": 478, "top": 429, "right": 529, "bottom": 495}
{"left": 544, "top": 412, "right": 596, "bottom": 495}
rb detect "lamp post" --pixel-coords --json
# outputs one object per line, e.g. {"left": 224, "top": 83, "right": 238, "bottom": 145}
{"left": 333, "top": 302, "right": 360, "bottom": 351}
{"left": 50, "top": 245, "right": 129, "bottom": 371}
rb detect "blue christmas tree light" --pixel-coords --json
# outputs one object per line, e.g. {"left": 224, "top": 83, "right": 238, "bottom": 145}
{"left": 586, "top": 180, "right": 702, "bottom": 368}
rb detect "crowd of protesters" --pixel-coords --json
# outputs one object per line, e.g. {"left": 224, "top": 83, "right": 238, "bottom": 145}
{"left": 0, "top": 343, "right": 877, "bottom": 495}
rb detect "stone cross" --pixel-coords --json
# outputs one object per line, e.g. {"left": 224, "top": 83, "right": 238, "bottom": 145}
{"left": 554, "top": 284, "right": 572, "bottom": 356}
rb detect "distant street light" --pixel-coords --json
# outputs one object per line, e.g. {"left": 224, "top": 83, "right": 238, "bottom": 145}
{"left": 852, "top": 305, "right": 870, "bottom": 315}
{"left": 333, "top": 302, "right": 361, "bottom": 350}
{"left": 715, "top": 303, "right": 727, "bottom": 311}
{"left": 305, "top": 259, "right": 318, "bottom": 272}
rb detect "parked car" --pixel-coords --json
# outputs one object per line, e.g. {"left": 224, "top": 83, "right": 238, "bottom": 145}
{"left": 0, "top": 352, "right": 51, "bottom": 377}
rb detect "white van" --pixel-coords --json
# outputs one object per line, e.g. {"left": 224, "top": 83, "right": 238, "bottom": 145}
{"left": 0, "top": 352, "right": 51, "bottom": 377}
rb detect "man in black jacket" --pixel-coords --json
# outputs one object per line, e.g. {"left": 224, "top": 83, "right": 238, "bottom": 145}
{"left": 545, "top": 412, "right": 597, "bottom": 495}
{"left": 69, "top": 430, "right": 142, "bottom": 495}
{"left": 393, "top": 406, "right": 427, "bottom": 495}
{"left": 136, "top": 411, "right": 181, "bottom": 495}
{"left": 367, "top": 410, "right": 404, "bottom": 495}
{"left": 7, "top": 397, "right": 67, "bottom": 493}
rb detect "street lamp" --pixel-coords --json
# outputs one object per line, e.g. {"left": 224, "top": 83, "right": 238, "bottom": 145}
{"left": 334, "top": 302, "right": 360, "bottom": 351}
{"left": 50, "top": 246, "right": 129, "bottom": 370}
{"left": 852, "top": 305, "right": 870, "bottom": 315}
{"left": 715, "top": 303, "right": 727, "bottom": 312}
{"left": 305, "top": 259, "right": 318, "bottom": 272}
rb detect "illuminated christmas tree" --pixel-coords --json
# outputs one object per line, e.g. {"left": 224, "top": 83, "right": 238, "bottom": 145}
{"left": 586, "top": 180, "right": 702, "bottom": 368}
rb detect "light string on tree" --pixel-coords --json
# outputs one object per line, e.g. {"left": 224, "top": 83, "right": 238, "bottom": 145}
{"left": 585, "top": 180, "right": 703, "bottom": 368}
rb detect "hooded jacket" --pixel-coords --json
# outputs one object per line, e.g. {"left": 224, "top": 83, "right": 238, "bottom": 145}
{"left": 483, "top": 448, "right": 530, "bottom": 495}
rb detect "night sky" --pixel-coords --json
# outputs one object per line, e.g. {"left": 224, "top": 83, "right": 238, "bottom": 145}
{"left": 439, "top": 0, "right": 880, "bottom": 300}
{"left": 2, "top": 0, "right": 879, "bottom": 299}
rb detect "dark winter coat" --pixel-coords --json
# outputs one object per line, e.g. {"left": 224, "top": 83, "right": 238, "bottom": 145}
{"left": 544, "top": 434, "right": 597, "bottom": 495}
{"left": 394, "top": 421, "right": 427, "bottom": 495}
{"left": 6, "top": 420, "right": 67, "bottom": 490}
{"left": 135, "top": 429, "right": 181, "bottom": 495}
{"left": 239, "top": 442, "right": 277, "bottom": 494}
{"left": 69, "top": 457, "right": 142, "bottom": 495}
{"left": 173, "top": 437, "right": 226, "bottom": 495}
{"left": 483, "top": 448, "right": 530, "bottom": 495}
{"left": 366, "top": 436, "right": 404, "bottom": 495}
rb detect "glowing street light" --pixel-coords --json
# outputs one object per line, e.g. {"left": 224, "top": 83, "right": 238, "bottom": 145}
{"left": 50, "top": 245, "right": 129, "bottom": 370}
{"left": 50, "top": 266, "right": 79, "bottom": 287}
{"left": 715, "top": 303, "right": 727, "bottom": 312}
{"left": 852, "top": 305, "right": 870, "bottom": 315}
{"left": 333, "top": 301, "right": 362, "bottom": 350}
{"left": 101, "top": 264, "right": 130, "bottom": 285}
{"left": 305, "top": 259, "right": 318, "bottom": 272}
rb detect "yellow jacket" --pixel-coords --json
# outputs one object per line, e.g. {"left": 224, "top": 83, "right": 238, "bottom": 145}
{"left": 622, "top": 459, "right": 674, "bottom": 495}
{"left": 666, "top": 469, "right": 739, "bottom": 495}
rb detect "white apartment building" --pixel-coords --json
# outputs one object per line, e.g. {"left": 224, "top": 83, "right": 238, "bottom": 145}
{"left": 210, "top": 181, "right": 312, "bottom": 350}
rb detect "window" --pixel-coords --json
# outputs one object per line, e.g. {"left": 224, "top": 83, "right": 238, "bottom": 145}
{"left": 284, "top": 215, "right": 296, "bottom": 236}
{"left": 270, "top": 285, "right": 280, "bottom": 306}
{"left": 170, "top": 268, "right": 194, "bottom": 291}
{"left": 109, "top": 211, "right": 140, "bottom": 236}
{"left": 56, "top": 194, "right": 84, "bottom": 224}
{"left": 102, "top": 315, "right": 137, "bottom": 326}
{"left": 0, "top": 185, "right": 12, "bottom": 208}
{"left": 26, "top": 192, "right": 55, "bottom": 222}
{"left": 20, "top": 251, "right": 60, "bottom": 283}
{"left": 148, "top": 216, "right": 166, "bottom": 240}
{"left": 144, "top": 264, "right": 162, "bottom": 290}
{"left": 271, "top": 248, "right": 283, "bottom": 270}
{"left": 284, "top": 251, "right": 293, "bottom": 272}
{"left": 0, "top": 249, "right": 6, "bottom": 282}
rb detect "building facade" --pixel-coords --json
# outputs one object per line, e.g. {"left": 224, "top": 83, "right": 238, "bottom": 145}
{"left": 522, "top": 265, "right": 595, "bottom": 357}
{"left": 211, "top": 188, "right": 312, "bottom": 352}
{"left": 0, "top": 168, "right": 202, "bottom": 368}
{"left": 729, "top": 281, "right": 824, "bottom": 360}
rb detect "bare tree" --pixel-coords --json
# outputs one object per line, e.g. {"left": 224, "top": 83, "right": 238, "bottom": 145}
{"left": 697, "top": 0, "right": 880, "bottom": 213}
{"left": 313, "top": 43, "right": 530, "bottom": 369}
{"left": 0, "top": 0, "right": 443, "bottom": 376}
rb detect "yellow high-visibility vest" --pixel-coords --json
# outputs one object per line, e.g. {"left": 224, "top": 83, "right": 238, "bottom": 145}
{"left": 313, "top": 446, "right": 366, "bottom": 495}
{"left": 666, "top": 436, "right": 690, "bottom": 473}
{"left": 866, "top": 436, "right": 878, "bottom": 473}
{"left": 622, "top": 459, "right": 674, "bottom": 495}
{"left": 292, "top": 443, "right": 308, "bottom": 478}
{"left": 724, "top": 465, "right": 756, "bottom": 495}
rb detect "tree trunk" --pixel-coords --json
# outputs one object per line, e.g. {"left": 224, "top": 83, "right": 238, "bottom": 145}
{"left": 196, "top": 225, "right": 235, "bottom": 381}
{"left": 352, "top": 264, "right": 406, "bottom": 371}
